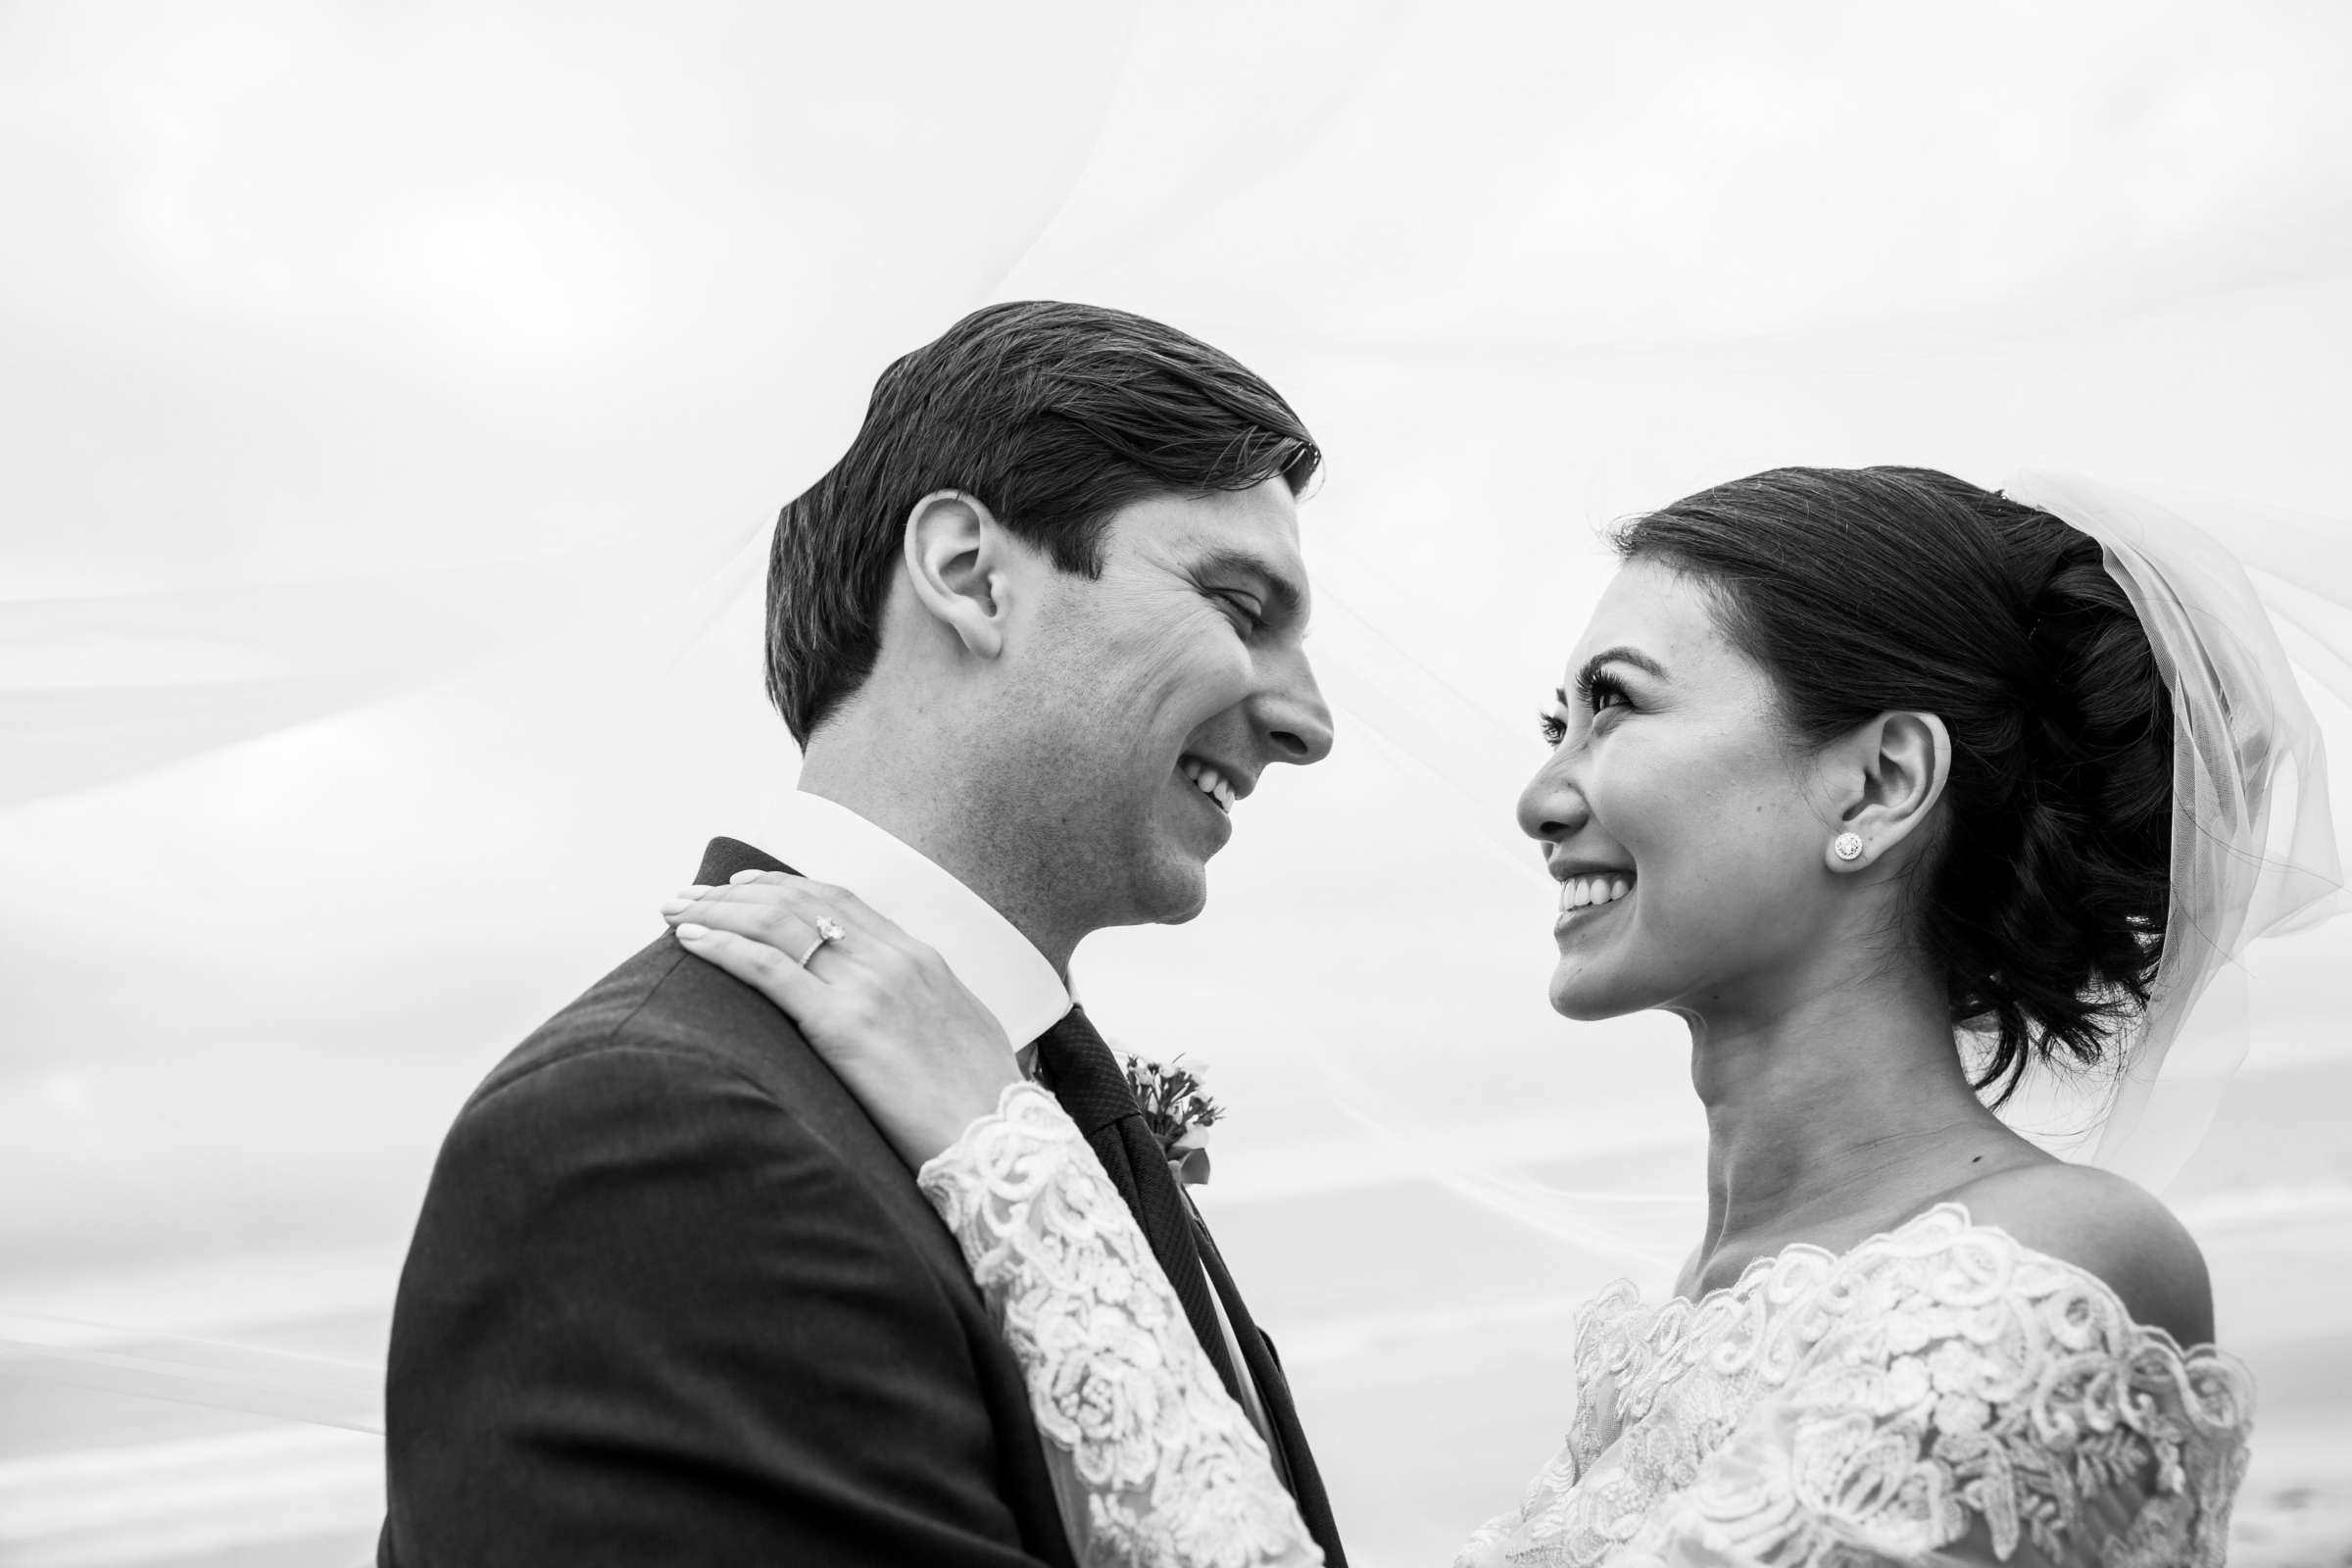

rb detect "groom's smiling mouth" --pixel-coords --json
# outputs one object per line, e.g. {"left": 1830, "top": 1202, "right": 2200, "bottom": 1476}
{"left": 1177, "top": 755, "right": 1244, "bottom": 814}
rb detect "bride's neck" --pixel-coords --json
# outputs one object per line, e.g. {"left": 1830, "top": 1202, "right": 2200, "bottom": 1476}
{"left": 1679, "top": 968, "right": 2017, "bottom": 1283}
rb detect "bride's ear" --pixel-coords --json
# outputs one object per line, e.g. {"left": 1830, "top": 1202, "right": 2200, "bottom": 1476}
{"left": 903, "top": 490, "right": 1019, "bottom": 660}
{"left": 1825, "top": 710, "right": 1952, "bottom": 873}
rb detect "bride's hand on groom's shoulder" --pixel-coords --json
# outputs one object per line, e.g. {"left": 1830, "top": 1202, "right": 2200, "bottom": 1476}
{"left": 659, "top": 872, "right": 1021, "bottom": 1168}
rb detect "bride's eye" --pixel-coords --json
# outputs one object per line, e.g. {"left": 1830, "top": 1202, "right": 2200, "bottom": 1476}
{"left": 1576, "top": 668, "right": 1632, "bottom": 715}
{"left": 1537, "top": 710, "right": 1567, "bottom": 747}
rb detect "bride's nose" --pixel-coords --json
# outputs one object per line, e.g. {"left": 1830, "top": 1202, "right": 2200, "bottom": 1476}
{"left": 1516, "top": 751, "right": 1590, "bottom": 847}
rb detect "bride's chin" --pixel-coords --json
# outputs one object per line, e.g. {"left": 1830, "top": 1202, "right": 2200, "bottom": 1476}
{"left": 1546, "top": 961, "right": 1635, "bottom": 1022}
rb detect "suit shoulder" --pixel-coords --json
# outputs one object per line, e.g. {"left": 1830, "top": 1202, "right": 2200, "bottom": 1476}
{"left": 422, "top": 930, "right": 966, "bottom": 1272}
{"left": 430, "top": 938, "right": 853, "bottom": 1206}
{"left": 412, "top": 1034, "right": 974, "bottom": 1311}
{"left": 436, "top": 1039, "right": 824, "bottom": 1212}
{"left": 432, "top": 938, "right": 941, "bottom": 1252}
{"left": 473, "top": 930, "right": 811, "bottom": 1106}
{"left": 1945, "top": 1161, "right": 2214, "bottom": 1346}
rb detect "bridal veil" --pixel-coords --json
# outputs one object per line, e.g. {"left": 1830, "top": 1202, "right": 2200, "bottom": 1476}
{"left": 6, "top": 3, "right": 2352, "bottom": 1560}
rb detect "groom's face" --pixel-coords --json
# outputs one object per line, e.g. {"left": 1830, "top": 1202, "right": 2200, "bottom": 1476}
{"left": 1004, "top": 480, "right": 1334, "bottom": 931}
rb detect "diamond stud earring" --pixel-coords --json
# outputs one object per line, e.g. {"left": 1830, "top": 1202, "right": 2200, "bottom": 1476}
{"left": 1833, "top": 831, "right": 1864, "bottom": 862}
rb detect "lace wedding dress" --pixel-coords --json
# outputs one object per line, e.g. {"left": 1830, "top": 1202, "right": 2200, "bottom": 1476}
{"left": 920, "top": 1084, "right": 2254, "bottom": 1568}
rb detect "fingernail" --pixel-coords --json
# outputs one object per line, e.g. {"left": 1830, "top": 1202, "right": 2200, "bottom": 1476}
{"left": 729, "top": 868, "right": 764, "bottom": 885}
{"left": 659, "top": 898, "right": 692, "bottom": 915}
{"left": 676, "top": 923, "right": 709, "bottom": 940}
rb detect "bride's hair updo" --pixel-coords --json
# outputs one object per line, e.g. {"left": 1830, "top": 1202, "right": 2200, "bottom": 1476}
{"left": 1614, "top": 466, "right": 2176, "bottom": 1102}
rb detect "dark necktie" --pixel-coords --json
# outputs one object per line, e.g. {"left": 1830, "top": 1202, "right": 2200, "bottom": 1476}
{"left": 1030, "top": 1006, "right": 1349, "bottom": 1568}
{"left": 1030, "top": 1005, "right": 1244, "bottom": 1402}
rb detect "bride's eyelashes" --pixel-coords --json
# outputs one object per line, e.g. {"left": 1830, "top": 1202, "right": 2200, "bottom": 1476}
{"left": 1538, "top": 668, "right": 1636, "bottom": 746}
{"left": 1575, "top": 665, "right": 1633, "bottom": 714}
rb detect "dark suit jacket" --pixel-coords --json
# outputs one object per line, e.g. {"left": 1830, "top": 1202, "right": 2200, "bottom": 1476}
{"left": 379, "top": 838, "right": 1077, "bottom": 1566}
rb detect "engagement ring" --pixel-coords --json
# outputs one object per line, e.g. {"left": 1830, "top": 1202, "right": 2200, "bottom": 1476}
{"left": 797, "top": 917, "right": 847, "bottom": 967}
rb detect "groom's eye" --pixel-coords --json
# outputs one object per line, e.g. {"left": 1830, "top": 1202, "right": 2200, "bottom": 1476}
{"left": 1211, "top": 590, "right": 1264, "bottom": 632}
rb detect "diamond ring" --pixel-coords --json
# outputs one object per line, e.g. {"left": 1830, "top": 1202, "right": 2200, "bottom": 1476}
{"left": 797, "top": 916, "right": 848, "bottom": 967}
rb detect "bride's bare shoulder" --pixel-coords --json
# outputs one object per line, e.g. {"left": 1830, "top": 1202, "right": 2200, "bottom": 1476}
{"left": 1941, "top": 1161, "right": 2216, "bottom": 1348}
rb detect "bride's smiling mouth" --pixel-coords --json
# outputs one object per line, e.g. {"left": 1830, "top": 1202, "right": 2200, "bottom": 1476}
{"left": 1553, "top": 867, "right": 1635, "bottom": 934}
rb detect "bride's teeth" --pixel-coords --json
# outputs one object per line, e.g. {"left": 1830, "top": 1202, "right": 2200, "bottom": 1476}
{"left": 1559, "top": 874, "right": 1634, "bottom": 911}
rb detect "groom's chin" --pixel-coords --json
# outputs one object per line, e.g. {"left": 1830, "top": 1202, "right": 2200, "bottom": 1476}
{"left": 1133, "top": 856, "right": 1211, "bottom": 927}
{"left": 1149, "top": 876, "right": 1209, "bottom": 927}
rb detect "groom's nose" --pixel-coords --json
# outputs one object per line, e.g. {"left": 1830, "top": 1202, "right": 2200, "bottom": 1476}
{"left": 1255, "top": 643, "right": 1335, "bottom": 766}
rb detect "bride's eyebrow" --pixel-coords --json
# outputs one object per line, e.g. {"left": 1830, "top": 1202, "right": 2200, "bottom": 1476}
{"left": 1575, "top": 646, "right": 1668, "bottom": 688}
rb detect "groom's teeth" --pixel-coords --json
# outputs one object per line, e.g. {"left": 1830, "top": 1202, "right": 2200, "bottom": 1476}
{"left": 1180, "top": 760, "right": 1235, "bottom": 811}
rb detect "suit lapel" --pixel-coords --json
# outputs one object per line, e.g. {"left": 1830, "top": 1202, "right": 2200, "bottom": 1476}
{"left": 1186, "top": 1199, "right": 1350, "bottom": 1568}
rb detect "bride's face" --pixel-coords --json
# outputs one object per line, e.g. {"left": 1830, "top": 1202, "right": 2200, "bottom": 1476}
{"left": 1518, "top": 558, "right": 1843, "bottom": 1023}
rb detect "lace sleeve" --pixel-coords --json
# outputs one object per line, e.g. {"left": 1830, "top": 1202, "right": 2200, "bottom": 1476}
{"left": 1611, "top": 1216, "right": 2255, "bottom": 1568}
{"left": 917, "top": 1082, "right": 1324, "bottom": 1568}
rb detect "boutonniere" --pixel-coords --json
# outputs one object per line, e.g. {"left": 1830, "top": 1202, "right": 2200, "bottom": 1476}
{"left": 1122, "top": 1054, "right": 1222, "bottom": 1188}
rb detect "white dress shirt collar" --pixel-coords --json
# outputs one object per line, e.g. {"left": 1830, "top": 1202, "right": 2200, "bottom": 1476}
{"left": 764, "top": 790, "right": 1070, "bottom": 1050}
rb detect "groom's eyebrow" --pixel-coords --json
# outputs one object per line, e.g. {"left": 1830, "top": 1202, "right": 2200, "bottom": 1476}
{"left": 1193, "top": 547, "right": 1306, "bottom": 625}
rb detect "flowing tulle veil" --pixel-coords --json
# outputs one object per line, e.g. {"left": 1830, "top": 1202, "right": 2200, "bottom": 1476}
{"left": 2008, "top": 474, "right": 2345, "bottom": 1183}
{"left": 10, "top": 6, "right": 2352, "bottom": 1560}
{"left": 8, "top": 475, "right": 2345, "bottom": 1446}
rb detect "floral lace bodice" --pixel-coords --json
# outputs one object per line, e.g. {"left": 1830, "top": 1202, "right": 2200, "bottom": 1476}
{"left": 1454, "top": 1207, "right": 2253, "bottom": 1567}
{"left": 917, "top": 1084, "right": 2253, "bottom": 1568}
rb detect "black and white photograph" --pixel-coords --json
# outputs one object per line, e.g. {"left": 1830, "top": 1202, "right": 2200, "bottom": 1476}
{"left": 5, "top": 4, "right": 2351, "bottom": 1565}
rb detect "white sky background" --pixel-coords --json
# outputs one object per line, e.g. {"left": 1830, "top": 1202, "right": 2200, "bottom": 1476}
{"left": 4, "top": 5, "right": 2352, "bottom": 1549}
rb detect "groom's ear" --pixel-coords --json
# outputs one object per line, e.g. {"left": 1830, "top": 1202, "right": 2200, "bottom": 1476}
{"left": 903, "top": 490, "right": 1021, "bottom": 661}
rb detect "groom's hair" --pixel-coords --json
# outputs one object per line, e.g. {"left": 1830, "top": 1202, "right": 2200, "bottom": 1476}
{"left": 765, "top": 301, "right": 1320, "bottom": 746}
